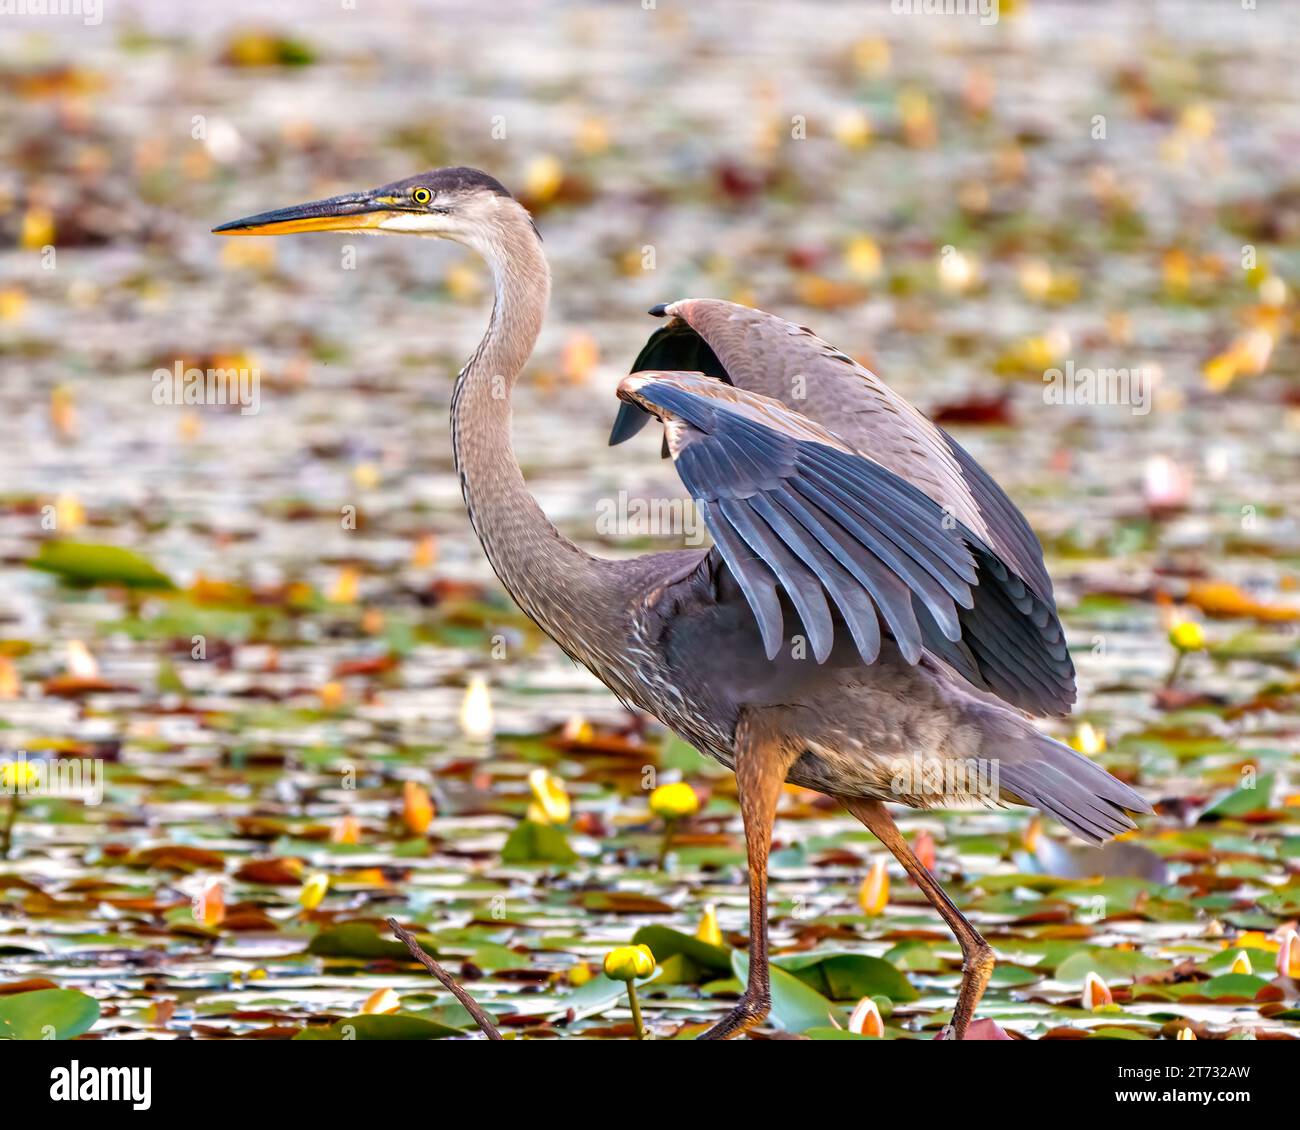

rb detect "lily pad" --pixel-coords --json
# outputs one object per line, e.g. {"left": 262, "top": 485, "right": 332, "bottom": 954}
{"left": 1055, "top": 948, "right": 1168, "bottom": 984}
{"left": 307, "top": 923, "right": 415, "bottom": 961}
{"left": 1202, "top": 774, "right": 1277, "bottom": 819}
{"left": 293, "top": 1012, "right": 463, "bottom": 1040}
{"left": 733, "top": 952, "right": 838, "bottom": 1033}
{"left": 772, "top": 951, "right": 919, "bottom": 1002}
{"left": 500, "top": 820, "right": 577, "bottom": 865}
{"left": 0, "top": 988, "right": 100, "bottom": 1040}
{"left": 30, "top": 542, "right": 175, "bottom": 590}
{"left": 632, "top": 925, "right": 732, "bottom": 973}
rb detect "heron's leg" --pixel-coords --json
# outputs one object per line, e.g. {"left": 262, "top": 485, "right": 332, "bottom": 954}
{"left": 698, "top": 714, "right": 800, "bottom": 1041}
{"left": 839, "top": 797, "right": 994, "bottom": 1040}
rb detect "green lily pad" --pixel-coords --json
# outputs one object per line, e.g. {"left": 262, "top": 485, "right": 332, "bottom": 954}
{"left": 804, "top": 1026, "right": 877, "bottom": 1040}
{"left": 772, "top": 951, "right": 919, "bottom": 1002}
{"left": 0, "top": 988, "right": 100, "bottom": 1040}
{"left": 733, "top": 952, "right": 838, "bottom": 1033}
{"left": 1199, "top": 972, "right": 1270, "bottom": 1000}
{"left": 1055, "top": 948, "right": 1168, "bottom": 984}
{"left": 632, "top": 925, "right": 732, "bottom": 973}
{"left": 1257, "top": 886, "right": 1300, "bottom": 916}
{"left": 883, "top": 940, "right": 946, "bottom": 972}
{"left": 1202, "top": 946, "right": 1274, "bottom": 972}
{"left": 1202, "top": 774, "right": 1276, "bottom": 818}
{"left": 307, "top": 923, "right": 415, "bottom": 961}
{"left": 542, "top": 974, "right": 632, "bottom": 1022}
{"left": 660, "top": 733, "right": 723, "bottom": 774}
{"left": 989, "top": 965, "right": 1043, "bottom": 988}
{"left": 500, "top": 820, "right": 577, "bottom": 865}
{"left": 293, "top": 1012, "right": 462, "bottom": 1040}
{"left": 30, "top": 541, "right": 175, "bottom": 590}
{"left": 1087, "top": 1026, "right": 1154, "bottom": 1040}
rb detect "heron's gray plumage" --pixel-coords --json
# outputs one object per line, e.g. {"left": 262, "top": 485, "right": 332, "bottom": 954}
{"left": 620, "top": 299, "right": 1057, "bottom": 593}
{"left": 382, "top": 166, "right": 514, "bottom": 200}
{"left": 215, "top": 167, "right": 1151, "bottom": 1039}
{"left": 617, "top": 373, "right": 1075, "bottom": 721}
{"left": 438, "top": 201, "right": 1146, "bottom": 840}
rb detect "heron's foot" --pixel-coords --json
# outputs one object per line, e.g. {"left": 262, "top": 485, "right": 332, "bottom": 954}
{"left": 698, "top": 991, "right": 770, "bottom": 1040}
{"left": 938, "top": 1023, "right": 959, "bottom": 1040}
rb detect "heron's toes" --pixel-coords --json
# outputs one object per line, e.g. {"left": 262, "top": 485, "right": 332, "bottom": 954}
{"left": 697, "top": 991, "right": 771, "bottom": 1040}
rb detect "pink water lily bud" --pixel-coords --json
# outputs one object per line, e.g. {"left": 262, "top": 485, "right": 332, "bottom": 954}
{"left": 1277, "top": 928, "right": 1300, "bottom": 979}
{"left": 930, "top": 1018, "right": 1011, "bottom": 1040}
{"left": 913, "top": 830, "right": 936, "bottom": 872}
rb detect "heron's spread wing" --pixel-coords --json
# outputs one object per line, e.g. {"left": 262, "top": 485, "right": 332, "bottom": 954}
{"left": 609, "top": 319, "right": 730, "bottom": 447}
{"left": 620, "top": 300, "right": 1053, "bottom": 597}
{"left": 941, "top": 429, "right": 1054, "bottom": 600}
{"left": 619, "top": 371, "right": 1075, "bottom": 716}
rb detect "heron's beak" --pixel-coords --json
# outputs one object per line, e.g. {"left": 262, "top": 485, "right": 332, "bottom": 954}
{"left": 212, "top": 190, "right": 402, "bottom": 236}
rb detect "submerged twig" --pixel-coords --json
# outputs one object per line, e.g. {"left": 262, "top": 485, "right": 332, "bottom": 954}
{"left": 386, "top": 916, "right": 503, "bottom": 1040}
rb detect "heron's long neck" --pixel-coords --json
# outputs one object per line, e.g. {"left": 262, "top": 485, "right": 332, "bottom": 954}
{"left": 450, "top": 212, "right": 614, "bottom": 654}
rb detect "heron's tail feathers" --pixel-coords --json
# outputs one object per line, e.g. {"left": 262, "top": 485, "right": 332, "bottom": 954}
{"left": 995, "top": 726, "right": 1152, "bottom": 846}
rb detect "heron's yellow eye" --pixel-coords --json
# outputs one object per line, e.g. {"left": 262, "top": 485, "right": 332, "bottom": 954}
{"left": 412, "top": 187, "right": 432, "bottom": 205}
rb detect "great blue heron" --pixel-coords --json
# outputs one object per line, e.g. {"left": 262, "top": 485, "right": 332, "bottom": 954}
{"left": 216, "top": 166, "right": 1151, "bottom": 1040}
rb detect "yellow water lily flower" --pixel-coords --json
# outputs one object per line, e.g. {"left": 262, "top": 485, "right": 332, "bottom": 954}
{"left": 528, "top": 768, "right": 571, "bottom": 825}
{"left": 649, "top": 781, "right": 699, "bottom": 820}
{"left": 361, "top": 987, "right": 400, "bottom": 1014}
{"left": 0, "top": 757, "right": 40, "bottom": 791}
{"left": 402, "top": 780, "right": 435, "bottom": 835}
{"left": 298, "top": 872, "right": 329, "bottom": 911}
{"left": 603, "top": 944, "right": 655, "bottom": 982}
{"left": 858, "top": 858, "right": 889, "bottom": 916}
{"left": 695, "top": 904, "right": 723, "bottom": 947}
{"left": 1070, "top": 722, "right": 1106, "bottom": 756}
{"left": 1169, "top": 620, "right": 1205, "bottom": 651}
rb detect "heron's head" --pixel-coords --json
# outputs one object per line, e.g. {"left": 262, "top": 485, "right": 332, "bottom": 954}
{"left": 213, "top": 166, "right": 533, "bottom": 249}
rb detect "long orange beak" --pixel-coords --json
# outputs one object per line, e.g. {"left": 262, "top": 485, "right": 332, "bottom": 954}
{"left": 212, "top": 190, "right": 401, "bottom": 236}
